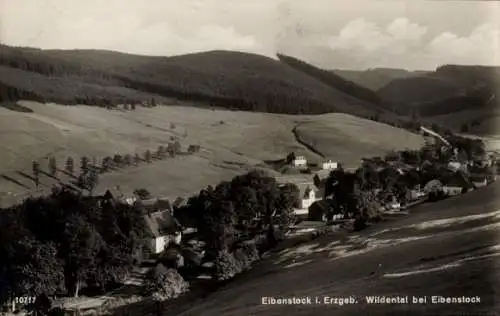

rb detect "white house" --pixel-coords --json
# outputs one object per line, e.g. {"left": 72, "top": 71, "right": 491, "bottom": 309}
{"left": 447, "top": 161, "right": 462, "bottom": 172}
{"left": 321, "top": 160, "right": 338, "bottom": 170}
{"left": 292, "top": 156, "right": 307, "bottom": 167}
{"left": 143, "top": 210, "right": 183, "bottom": 255}
{"left": 293, "top": 183, "right": 318, "bottom": 216}
{"left": 443, "top": 172, "right": 473, "bottom": 196}
{"left": 470, "top": 175, "right": 488, "bottom": 188}
{"left": 301, "top": 185, "right": 316, "bottom": 209}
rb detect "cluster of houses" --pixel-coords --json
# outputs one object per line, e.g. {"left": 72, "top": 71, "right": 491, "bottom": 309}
{"left": 281, "top": 151, "right": 497, "bottom": 224}
{"left": 110, "top": 148, "right": 497, "bottom": 257}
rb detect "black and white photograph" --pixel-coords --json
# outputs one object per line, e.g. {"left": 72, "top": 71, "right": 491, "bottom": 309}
{"left": 0, "top": 0, "right": 499, "bottom": 315}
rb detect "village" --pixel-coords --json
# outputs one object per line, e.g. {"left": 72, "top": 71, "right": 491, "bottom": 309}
{"left": 2, "top": 126, "right": 498, "bottom": 315}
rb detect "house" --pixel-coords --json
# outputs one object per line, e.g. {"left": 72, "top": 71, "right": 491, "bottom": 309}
{"left": 409, "top": 185, "right": 427, "bottom": 200}
{"left": 470, "top": 175, "right": 488, "bottom": 188}
{"left": 308, "top": 199, "right": 335, "bottom": 221}
{"left": 321, "top": 160, "right": 338, "bottom": 170}
{"left": 442, "top": 171, "right": 474, "bottom": 196}
{"left": 291, "top": 156, "right": 307, "bottom": 167}
{"left": 135, "top": 198, "right": 174, "bottom": 214}
{"left": 447, "top": 161, "right": 462, "bottom": 172}
{"left": 143, "top": 210, "right": 183, "bottom": 254}
{"left": 292, "top": 183, "right": 319, "bottom": 216}
{"left": 300, "top": 185, "right": 316, "bottom": 208}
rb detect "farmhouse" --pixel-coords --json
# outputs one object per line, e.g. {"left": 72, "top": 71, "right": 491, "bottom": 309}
{"left": 321, "top": 159, "right": 338, "bottom": 170}
{"left": 291, "top": 155, "right": 307, "bottom": 167}
{"left": 442, "top": 171, "right": 474, "bottom": 196}
{"left": 292, "top": 183, "right": 320, "bottom": 216}
{"left": 470, "top": 175, "right": 488, "bottom": 188}
{"left": 143, "top": 210, "right": 183, "bottom": 255}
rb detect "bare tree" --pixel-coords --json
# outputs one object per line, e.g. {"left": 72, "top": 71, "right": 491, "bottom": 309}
{"left": 32, "top": 161, "right": 40, "bottom": 190}
{"left": 101, "top": 156, "right": 112, "bottom": 172}
{"left": 144, "top": 150, "right": 152, "bottom": 163}
{"left": 113, "top": 154, "right": 123, "bottom": 167}
{"left": 134, "top": 153, "right": 141, "bottom": 165}
{"left": 124, "top": 154, "right": 132, "bottom": 166}
{"left": 157, "top": 146, "right": 166, "bottom": 159}
{"left": 48, "top": 156, "right": 57, "bottom": 177}
{"left": 65, "top": 157, "right": 75, "bottom": 175}
{"left": 80, "top": 156, "right": 89, "bottom": 174}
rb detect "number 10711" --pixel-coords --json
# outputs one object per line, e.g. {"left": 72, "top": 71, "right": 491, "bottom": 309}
{"left": 14, "top": 296, "right": 36, "bottom": 304}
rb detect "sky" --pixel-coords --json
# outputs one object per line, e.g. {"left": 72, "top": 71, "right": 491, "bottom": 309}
{"left": 0, "top": 0, "right": 499, "bottom": 70}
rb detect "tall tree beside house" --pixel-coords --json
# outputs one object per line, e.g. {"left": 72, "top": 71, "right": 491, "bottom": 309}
{"left": 48, "top": 156, "right": 57, "bottom": 178}
{"left": 32, "top": 161, "right": 40, "bottom": 190}
{"left": 65, "top": 157, "right": 74, "bottom": 175}
{"left": 61, "top": 214, "right": 104, "bottom": 297}
{"left": 80, "top": 156, "right": 89, "bottom": 175}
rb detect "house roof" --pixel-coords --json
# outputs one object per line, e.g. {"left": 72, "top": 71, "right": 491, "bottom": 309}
{"left": 136, "top": 198, "right": 173, "bottom": 212}
{"left": 143, "top": 210, "right": 182, "bottom": 237}
{"left": 444, "top": 171, "right": 473, "bottom": 188}
{"left": 308, "top": 200, "right": 333, "bottom": 220}
{"left": 470, "top": 174, "right": 488, "bottom": 182}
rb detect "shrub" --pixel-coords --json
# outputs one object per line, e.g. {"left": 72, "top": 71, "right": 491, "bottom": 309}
{"left": 134, "top": 188, "right": 152, "bottom": 200}
{"left": 213, "top": 250, "right": 241, "bottom": 281}
{"left": 144, "top": 264, "right": 189, "bottom": 301}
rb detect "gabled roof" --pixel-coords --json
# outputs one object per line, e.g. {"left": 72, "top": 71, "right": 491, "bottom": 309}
{"left": 470, "top": 174, "right": 488, "bottom": 182}
{"left": 444, "top": 171, "right": 473, "bottom": 188}
{"left": 143, "top": 210, "right": 182, "bottom": 237}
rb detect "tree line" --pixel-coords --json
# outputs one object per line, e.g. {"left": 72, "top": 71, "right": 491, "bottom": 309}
{"left": 29, "top": 140, "right": 201, "bottom": 193}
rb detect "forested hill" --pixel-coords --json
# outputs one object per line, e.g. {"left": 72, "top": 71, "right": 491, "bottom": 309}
{"left": 276, "top": 54, "right": 385, "bottom": 107}
{"left": 0, "top": 44, "right": 388, "bottom": 117}
{"left": 377, "top": 64, "right": 500, "bottom": 116}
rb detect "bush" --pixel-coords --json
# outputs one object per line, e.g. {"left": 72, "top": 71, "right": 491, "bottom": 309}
{"left": 144, "top": 264, "right": 189, "bottom": 301}
{"left": 133, "top": 188, "right": 152, "bottom": 200}
{"left": 213, "top": 250, "right": 241, "bottom": 281}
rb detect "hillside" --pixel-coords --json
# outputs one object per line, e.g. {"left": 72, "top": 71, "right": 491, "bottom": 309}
{"left": 160, "top": 181, "right": 500, "bottom": 315}
{"left": 276, "top": 54, "right": 385, "bottom": 108}
{"left": 0, "top": 44, "right": 386, "bottom": 117}
{"left": 377, "top": 65, "right": 500, "bottom": 119}
{"left": 333, "top": 68, "right": 427, "bottom": 91}
{"left": 0, "top": 101, "right": 424, "bottom": 207}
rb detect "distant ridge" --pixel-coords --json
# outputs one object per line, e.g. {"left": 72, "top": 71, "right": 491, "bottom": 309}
{"left": 333, "top": 68, "right": 427, "bottom": 91}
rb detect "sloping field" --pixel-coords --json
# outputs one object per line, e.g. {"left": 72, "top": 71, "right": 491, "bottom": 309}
{"left": 0, "top": 101, "right": 424, "bottom": 206}
{"left": 160, "top": 181, "right": 500, "bottom": 316}
{"left": 294, "top": 114, "right": 425, "bottom": 167}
